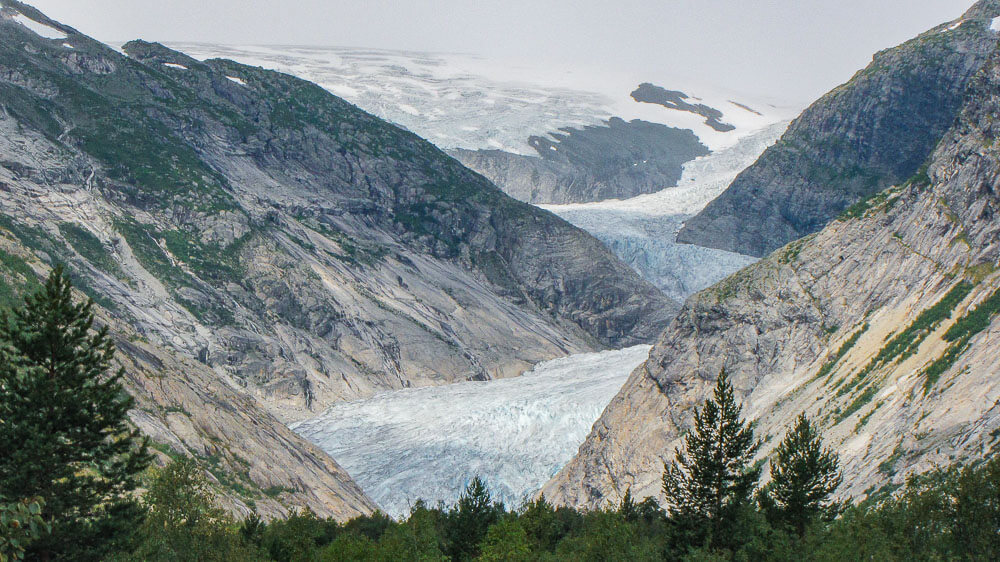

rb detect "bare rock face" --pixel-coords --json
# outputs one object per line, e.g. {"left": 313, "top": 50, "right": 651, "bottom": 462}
{"left": 0, "top": 237, "right": 376, "bottom": 520}
{"left": 677, "top": 0, "right": 1000, "bottom": 257}
{"left": 450, "top": 117, "right": 709, "bottom": 204}
{"left": 545, "top": 36, "right": 1000, "bottom": 510}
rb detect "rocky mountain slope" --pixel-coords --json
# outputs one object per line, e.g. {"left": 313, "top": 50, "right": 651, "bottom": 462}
{"left": 0, "top": 235, "right": 376, "bottom": 520}
{"left": 0, "top": 1, "right": 677, "bottom": 517}
{"left": 678, "top": 0, "right": 1000, "bottom": 257}
{"left": 545, "top": 22, "right": 1000, "bottom": 510}
{"left": 450, "top": 117, "right": 710, "bottom": 204}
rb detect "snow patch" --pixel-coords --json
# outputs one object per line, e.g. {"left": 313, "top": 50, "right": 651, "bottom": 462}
{"left": 225, "top": 75, "right": 246, "bottom": 86}
{"left": 292, "top": 345, "right": 652, "bottom": 517}
{"left": 10, "top": 12, "right": 67, "bottom": 40}
{"left": 62, "top": 42, "right": 73, "bottom": 49}
{"left": 397, "top": 103, "right": 420, "bottom": 116}
{"left": 162, "top": 62, "right": 188, "bottom": 70}
{"left": 992, "top": 16, "right": 1000, "bottom": 33}
{"left": 944, "top": 20, "right": 964, "bottom": 32}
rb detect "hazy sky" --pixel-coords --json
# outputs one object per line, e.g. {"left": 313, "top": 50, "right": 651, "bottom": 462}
{"left": 28, "top": 0, "right": 977, "bottom": 101}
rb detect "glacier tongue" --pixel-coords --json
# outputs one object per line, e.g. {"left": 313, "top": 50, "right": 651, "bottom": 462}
{"left": 541, "top": 121, "right": 788, "bottom": 302}
{"left": 291, "top": 345, "right": 651, "bottom": 518}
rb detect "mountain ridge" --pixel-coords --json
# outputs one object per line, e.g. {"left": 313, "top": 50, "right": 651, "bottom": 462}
{"left": 677, "top": 1, "right": 1000, "bottom": 256}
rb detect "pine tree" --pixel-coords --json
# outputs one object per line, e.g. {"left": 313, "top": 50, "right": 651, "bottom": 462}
{"left": 618, "top": 488, "right": 639, "bottom": 522}
{"left": 661, "top": 369, "right": 760, "bottom": 549}
{"left": 445, "top": 476, "right": 500, "bottom": 561}
{"left": 0, "top": 266, "right": 151, "bottom": 561}
{"left": 760, "top": 413, "right": 842, "bottom": 537}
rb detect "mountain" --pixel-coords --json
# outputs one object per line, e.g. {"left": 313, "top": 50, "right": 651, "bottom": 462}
{"left": 172, "top": 42, "right": 795, "bottom": 205}
{"left": 545, "top": 10, "right": 1000, "bottom": 509}
{"left": 677, "top": 1, "right": 1000, "bottom": 257}
{"left": 173, "top": 42, "right": 796, "bottom": 304}
{"left": 0, "top": 0, "right": 676, "bottom": 517}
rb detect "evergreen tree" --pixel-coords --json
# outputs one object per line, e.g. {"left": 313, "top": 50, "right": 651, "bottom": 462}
{"left": 477, "top": 517, "right": 531, "bottom": 562}
{"left": 618, "top": 488, "right": 639, "bottom": 522}
{"left": 0, "top": 266, "right": 151, "bottom": 561}
{"left": 444, "top": 476, "right": 500, "bottom": 561}
{"left": 661, "top": 369, "right": 760, "bottom": 550}
{"left": 760, "top": 414, "right": 842, "bottom": 537}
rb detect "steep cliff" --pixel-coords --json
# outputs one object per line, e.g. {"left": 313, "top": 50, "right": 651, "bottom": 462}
{"left": 0, "top": 0, "right": 676, "bottom": 422}
{"left": 545, "top": 32, "right": 1000, "bottom": 510}
{"left": 0, "top": 236, "right": 375, "bottom": 519}
{"left": 677, "top": 0, "right": 1000, "bottom": 256}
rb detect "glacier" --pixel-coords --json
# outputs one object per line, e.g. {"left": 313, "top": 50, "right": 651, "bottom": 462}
{"left": 291, "top": 345, "right": 652, "bottom": 518}
{"left": 171, "top": 43, "right": 796, "bottom": 154}
{"left": 541, "top": 121, "right": 788, "bottom": 301}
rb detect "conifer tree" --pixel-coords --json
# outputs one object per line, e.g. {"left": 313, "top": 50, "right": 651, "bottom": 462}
{"left": 760, "top": 413, "right": 842, "bottom": 537}
{"left": 445, "top": 476, "right": 500, "bottom": 561}
{"left": 0, "top": 266, "right": 151, "bottom": 561}
{"left": 661, "top": 369, "right": 760, "bottom": 548}
{"left": 618, "top": 488, "right": 639, "bottom": 522}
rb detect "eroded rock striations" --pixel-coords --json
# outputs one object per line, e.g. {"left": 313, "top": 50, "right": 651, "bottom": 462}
{"left": 678, "top": 0, "right": 1000, "bottom": 257}
{"left": 0, "top": 1, "right": 676, "bottom": 516}
{"left": 545, "top": 25, "right": 1000, "bottom": 510}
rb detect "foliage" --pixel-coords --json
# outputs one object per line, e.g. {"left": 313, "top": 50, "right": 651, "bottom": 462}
{"left": 0, "top": 498, "right": 49, "bottom": 562}
{"left": 662, "top": 370, "right": 761, "bottom": 552}
{"left": 444, "top": 477, "right": 501, "bottom": 561}
{"left": 760, "top": 415, "right": 843, "bottom": 537}
{"left": 0, "top": 266, "right": 151, "bottom": 561}
{"left": 127, "top": 457, "right": 262, "bottom": 561}
{"left": 924, "top": 285, "right": 1000, "bottom": 389}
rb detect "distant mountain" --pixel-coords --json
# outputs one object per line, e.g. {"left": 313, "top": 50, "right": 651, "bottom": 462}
{"left": 546, "top": 0, "right": 1000, "bottom": 510}
{"left": 175, "top": 42, "right": 797, "bottom": 300}
{"left": 0, "top": 0, "right": 676, "bottom": 517}
{"left": 173, "top": 43, "right": 796, "bottom": 205}
{"left": 678, "top": 1, "right": 1000, "bottom": 257}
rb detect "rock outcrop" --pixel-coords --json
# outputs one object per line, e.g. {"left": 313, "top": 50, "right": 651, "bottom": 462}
{"left": 545, "top": 27, "right": 1000, "bottom": 510}
{"left": 677, "top": 0, "right": 1000, "bottom": 257}
{"left": 451, "top": 117, "right": 709, "bottom": 204}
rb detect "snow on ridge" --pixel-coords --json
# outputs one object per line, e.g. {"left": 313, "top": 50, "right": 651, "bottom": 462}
{"left": 9, "top": 12, "right": 67, "bottom": 40}
{"left": 162, "top": 62, "right": 188, "bottom": 70}
{"left": 168, "top": 43, "right": 800, "bottom": 154}
{"left": 291, "top": 345, "right": 652, "bottom": 517}
{"left": 226, "top": 75, "right": 246, "bottom": 86}
{"left": 991, "top": 16, "right": 1000, "bottom": 33}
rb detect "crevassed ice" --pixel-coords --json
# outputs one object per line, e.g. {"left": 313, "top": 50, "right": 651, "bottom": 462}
{"left": 542, "top": 121, "right": 788, "bottom": 302}
{"left": 291, "top": 345, "right": 652, "bottom": 518}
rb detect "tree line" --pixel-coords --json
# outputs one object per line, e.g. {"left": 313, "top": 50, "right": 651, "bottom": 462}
{"left": 1, "top": 269, "right": 999, "bottom": 560}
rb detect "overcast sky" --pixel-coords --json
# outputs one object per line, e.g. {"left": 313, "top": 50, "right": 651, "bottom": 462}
{"left": 28, "top": 0, "right": 977, "bottom": 101}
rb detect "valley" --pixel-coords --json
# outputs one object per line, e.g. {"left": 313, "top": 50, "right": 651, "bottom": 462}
{"left": 292, "top": 345, "right": 651, "bottom": 517}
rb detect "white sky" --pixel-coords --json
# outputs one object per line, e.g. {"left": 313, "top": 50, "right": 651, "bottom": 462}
{"left": 27, "top": 0, "right": 978, "bottom": 101}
